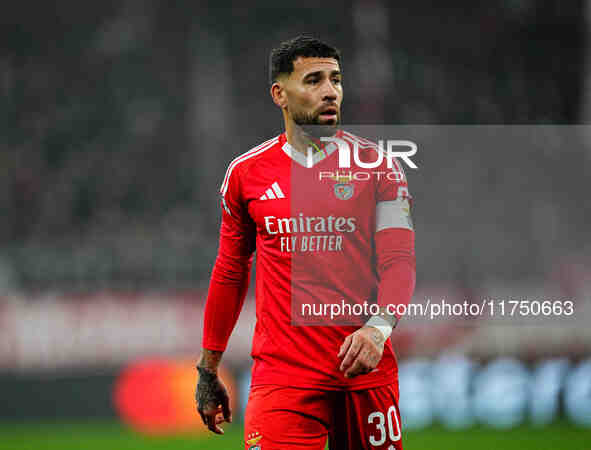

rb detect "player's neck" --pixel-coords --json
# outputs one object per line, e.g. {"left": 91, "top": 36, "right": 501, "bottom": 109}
{"left": 285, "top": 120, "right": 336, "bottom": 155}
{"left": 286, "top": 123, "right": 313, "bottom": 155}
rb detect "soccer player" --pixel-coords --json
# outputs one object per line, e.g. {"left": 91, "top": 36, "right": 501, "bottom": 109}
{"left": 196, "top": 35, "right": 416, "bottom": 449}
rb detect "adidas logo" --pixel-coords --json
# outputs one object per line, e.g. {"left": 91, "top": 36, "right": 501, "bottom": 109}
{"left": 259, "top": 182, "right": 285, "bottom": 200}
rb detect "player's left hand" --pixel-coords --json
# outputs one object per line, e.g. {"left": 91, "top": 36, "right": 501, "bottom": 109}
{"left": 338, "top": 326, "right": 385, "bottom": 378}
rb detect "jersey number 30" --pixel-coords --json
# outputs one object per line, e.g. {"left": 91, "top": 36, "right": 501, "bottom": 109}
{"left": 368, "top": 405, "right": 401, "bottom": 447}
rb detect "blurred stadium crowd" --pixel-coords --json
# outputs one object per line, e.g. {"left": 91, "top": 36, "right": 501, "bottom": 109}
{"left": 1, "top": 0, "right": 590, "bottom": 293}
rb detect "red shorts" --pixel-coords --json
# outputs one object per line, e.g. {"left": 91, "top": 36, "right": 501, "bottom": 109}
{"left": 244, "top": 384, "right": 403, "bottom": 450}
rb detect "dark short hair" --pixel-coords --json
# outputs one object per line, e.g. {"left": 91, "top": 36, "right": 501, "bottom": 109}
{"left": 269, "top": 35, "right": 341, "bottom": 85}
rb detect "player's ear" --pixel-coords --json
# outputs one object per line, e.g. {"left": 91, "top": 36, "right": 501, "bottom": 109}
{"left": 270, "top": 81, "right": 287, "bottom": 109}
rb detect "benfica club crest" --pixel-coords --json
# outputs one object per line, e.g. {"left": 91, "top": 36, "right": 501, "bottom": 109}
{"left": 246, "top": 432, "right": 262, "bottom": 449}
{"left": 334, "top": 183, "right": 354, "bottom": 200}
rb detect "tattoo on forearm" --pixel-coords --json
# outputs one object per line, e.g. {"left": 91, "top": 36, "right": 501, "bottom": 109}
{"left": 198, "top": 349, "right": 223, "bottom": 372}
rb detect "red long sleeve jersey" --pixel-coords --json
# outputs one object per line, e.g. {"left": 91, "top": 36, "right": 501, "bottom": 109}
{"left": 203, "top": 131, "right": 416, "bottom": 391}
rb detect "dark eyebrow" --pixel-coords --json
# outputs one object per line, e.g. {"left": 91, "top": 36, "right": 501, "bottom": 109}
{"left": 303, "top": 71, "right": 322, "bottom": 79}
{"left": 303, "top": 70, "right": 342, "bottom": 79}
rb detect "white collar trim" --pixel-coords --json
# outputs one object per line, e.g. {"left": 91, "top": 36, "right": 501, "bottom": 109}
{"left": 281, "top": 141, "right": 338, "bottom": 168}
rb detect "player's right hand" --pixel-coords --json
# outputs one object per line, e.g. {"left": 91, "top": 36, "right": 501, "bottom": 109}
{"left": 196, "top": 366, "right": 232, "bottom": 434}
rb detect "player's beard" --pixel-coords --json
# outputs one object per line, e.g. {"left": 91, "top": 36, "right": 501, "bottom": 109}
{"left": 292, "top": 109, "right": 340, "bottom": 140}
